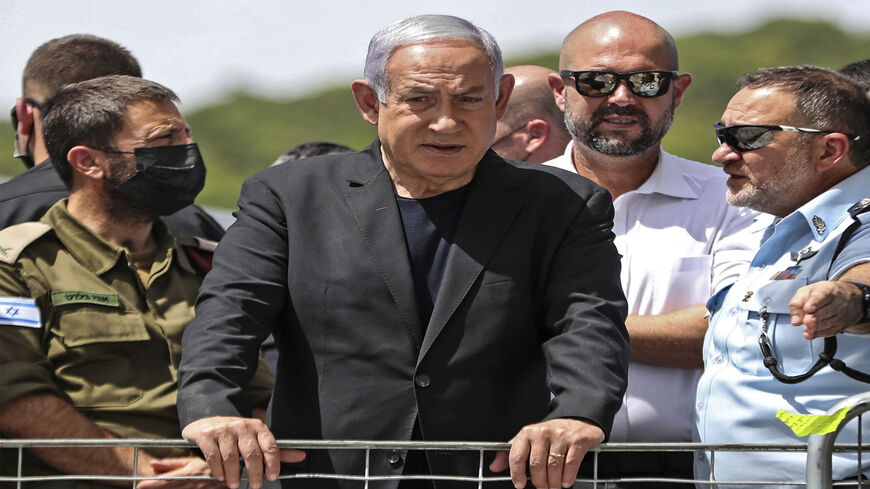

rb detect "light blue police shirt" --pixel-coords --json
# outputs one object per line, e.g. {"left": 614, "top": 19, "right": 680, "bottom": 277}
{"left": 695, "top": 165, "right": 870, "bottom": 487}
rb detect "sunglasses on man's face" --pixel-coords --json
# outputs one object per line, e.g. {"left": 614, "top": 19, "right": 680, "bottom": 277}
{"left": 560, "top": 70, "right": 678, "bottom": 98}
{"left": 10, "top": 98, "right": 42, "bottom": 131}
{"left": 712, "top": 122, "right": 859, "bottom": 152}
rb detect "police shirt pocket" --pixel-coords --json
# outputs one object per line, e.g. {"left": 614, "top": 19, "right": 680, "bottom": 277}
{"left": 738, "top": 277, "right": 818, "bottom": 376}
{"left": 49, "top": 310, "right": 149, "bottom": 407}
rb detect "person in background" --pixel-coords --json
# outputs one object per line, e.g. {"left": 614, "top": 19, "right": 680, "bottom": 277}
{"left": 0, "top": 75, "right": 274, "bottom": 489}
{"left": 840, "top": 58, "right": 870, "bottom": 91}
{"left": 545, "top": 11, "right": 758, "bottom": 485}
{"left": 696, "top": 65, "right": 870, "bottom": 487}
{"left": 2, "top": 34, "right": 225, "bottom": 240}
{"left": 271, "top": 141, "right": 353, "bottom": 166}
{"left": 491, "top": 65, "right": 571, "bottom": 163}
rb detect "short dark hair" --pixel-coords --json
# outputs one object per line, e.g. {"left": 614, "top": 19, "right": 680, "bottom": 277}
{"left": 272, "top": 141, "right": 354, "bottom": 166}
{"left": 737, "top": 65, "right": 870, "bottom": 168}
{"left": 840, "top": 59, "right": 870, "bottom": 90}
{"left": 23, "top": 34, "right": 141, "bottom": 101}
{"left": 41, "top": 75, "right": 178, "bottom": 185}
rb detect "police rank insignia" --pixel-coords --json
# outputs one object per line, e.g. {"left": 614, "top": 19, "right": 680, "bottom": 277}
{"left": 812, "top": 215, "right": 826, "bottom": 235}
{"left": 771, "top": 266, "right": 803, "bottom": 280}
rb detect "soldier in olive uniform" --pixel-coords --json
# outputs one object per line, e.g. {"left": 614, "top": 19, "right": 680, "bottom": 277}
{"left": 0, "top": 75, "right": 273, "bottom": 489}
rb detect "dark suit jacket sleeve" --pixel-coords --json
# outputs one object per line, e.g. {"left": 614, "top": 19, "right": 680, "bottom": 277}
{"left": 539, "top": 182, "right": 629, "bottom": 438}
{"left": 177, "top": 174, "right": 285, "bottom": 427}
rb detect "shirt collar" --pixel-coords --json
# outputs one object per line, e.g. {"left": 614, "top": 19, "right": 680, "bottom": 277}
{"left": 632, "top": 149, "right": 699, "bottom": 199}
{"left": 43, "top": 201, "right": 188, "bottom": 275}
{"left": 560, "top": 142, "right": 699, "bottom": 199}
{"left": 786, "top": 165, "right": 870, "bottom": 243}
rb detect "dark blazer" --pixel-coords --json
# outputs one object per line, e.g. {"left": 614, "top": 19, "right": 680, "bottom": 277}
{"left": 0, "top": 160, "right": 226, "bottom": 240}
{"left": 177, "top": 141, "right": 629, "bottom": 488}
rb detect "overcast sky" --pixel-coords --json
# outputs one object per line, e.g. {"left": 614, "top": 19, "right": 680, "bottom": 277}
{"left": 2, "top": 0, "right": 869, "bottom": 110}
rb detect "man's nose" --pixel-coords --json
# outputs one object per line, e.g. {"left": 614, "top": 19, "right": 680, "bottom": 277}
{"left": 712, "top": 141, "right": 741, "bottom": 166}
{"left": 607, "top": 80, "right": 637, "bottom": 106}
{"left": 429, "top": 102, "right": 460, "bottom": 133}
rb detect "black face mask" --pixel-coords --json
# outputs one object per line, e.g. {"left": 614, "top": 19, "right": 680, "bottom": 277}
{"left": 112, "top": 143, "right": 206, "bottom": 216}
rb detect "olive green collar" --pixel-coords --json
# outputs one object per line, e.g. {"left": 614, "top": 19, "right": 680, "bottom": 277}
{"left": 42, "top": 201, "right": 195, "bottom": 276}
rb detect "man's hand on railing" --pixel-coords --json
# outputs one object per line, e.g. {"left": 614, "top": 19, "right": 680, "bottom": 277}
{"left": 136, "top": 457, "right": 226, "bottom": 489}
{"left": 181, "top": 416, "right": 306, "bottom": 489}
{"left": 489, "top": 418, "right": 604, "bottom": 489}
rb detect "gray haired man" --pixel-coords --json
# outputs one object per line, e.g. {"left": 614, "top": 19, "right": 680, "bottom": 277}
{"left": 178, "top": 14, "right": 629, "bottom": 489}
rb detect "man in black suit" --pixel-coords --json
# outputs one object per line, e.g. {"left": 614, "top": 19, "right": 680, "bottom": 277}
{"left": 177, "top": 15, "right": 629, "bottom": 489}
{"left": 3, "top": 34, "right": 225, "bottom": 240}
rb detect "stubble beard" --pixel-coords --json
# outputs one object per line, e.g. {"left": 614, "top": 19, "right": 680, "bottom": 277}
{"left": 104, "top": 156, "right": 158, "bottom": 226}
{"left": 564, "top": 97, "right": 675, "bottom": 157}
{"left": 724, "top": 144, "right": 814, "bottom": 214}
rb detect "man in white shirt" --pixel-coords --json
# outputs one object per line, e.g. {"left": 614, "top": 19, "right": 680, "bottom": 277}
{"left": 546, "top": 10, "right": 758, "bottom": 485}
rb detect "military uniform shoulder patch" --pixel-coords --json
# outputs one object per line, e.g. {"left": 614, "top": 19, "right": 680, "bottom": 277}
{"left": 176, "top": 236, "right": 217, "bottom": 275}
{"left": 0, "top": 222, "right": 52, "bottom": 265}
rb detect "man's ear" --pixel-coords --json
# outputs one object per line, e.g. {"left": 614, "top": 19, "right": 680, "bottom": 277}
{"left": 351, "top": 79, "right": 380, "bottom": 126}
{"left": 494, "top": 74, "right": 515, "bottom": 120}
{"left": 815, "top": 132, "right": 852, "bottom": 173}
{"left": 67, "top": 146, "right": 106, "bottom": 180}
{"left": 548, "top": 73, "right": 567, "bottom": 112}
{"left": 524, "top": 119, "right": 551, "bottom": 154}
{"left": 672, "top": 73, "right": 693, "bottom": 110}
{"left": 14, "top": 97, "right": 35, "bottom": 135}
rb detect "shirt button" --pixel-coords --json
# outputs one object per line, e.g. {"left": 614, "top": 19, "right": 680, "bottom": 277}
{"left": 697, "top": 453, "right": 705, "bottom": 461}
{"left": 715, "top": 355, "right": 724, "bottom": 364}
{"left": 697, "top": 401, "right": 705, "bottom": 410}
{"left": 729, "top": 307, "right": 738, "bottom": 317}
{"left": 387, "top": 450, "right": 404, "bottom": 468}
{"left": 415, "top": 374, "right": 431, "bottom": 388}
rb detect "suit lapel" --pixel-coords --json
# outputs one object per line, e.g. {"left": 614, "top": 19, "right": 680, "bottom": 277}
{"left": 343, "top": 142, "right": 424, "bottom": 346}
{"left": 419, "top": 153, "right": 523, "bottom": 362}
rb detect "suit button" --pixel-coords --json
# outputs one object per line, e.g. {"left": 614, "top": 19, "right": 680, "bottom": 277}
{"left": 415, "top": 374, "right": 431, "bottom": 388}
{"left": 388, "top": 450, "right": 404, "bottom": 468}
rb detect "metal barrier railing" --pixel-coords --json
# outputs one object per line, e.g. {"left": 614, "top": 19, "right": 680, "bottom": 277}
{"left": 806, "top": 392, "right": 870, "bottom": 489}
{"left": 0, "top": 434, "right": 865, "bottom": 487}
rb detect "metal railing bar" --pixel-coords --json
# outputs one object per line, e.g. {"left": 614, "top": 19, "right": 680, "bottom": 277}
{"left": 0, "top": 439, "right": 830, "bottom": 451}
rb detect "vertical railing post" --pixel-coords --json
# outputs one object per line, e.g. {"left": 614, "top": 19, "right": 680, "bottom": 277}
{"left": 364, "top": 447, "right": 370, "bottom": 489}
{"left": 132, "top": 445, "right": 139, "bottom": 489}
{"left": 16, "top": 445, "right": 23, "bottom": 489}
{"left": 709, "top": 449, "right": 715, "bottom": 487}
{"left": 477, "top": 449, "right": 484, "bottom": 489}
{"left": 592, "top": 448, "right": 598, "bottom": 489}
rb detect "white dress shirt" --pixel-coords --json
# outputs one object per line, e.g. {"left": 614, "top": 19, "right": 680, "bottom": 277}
{"left": 546, "top": 141, "right": 759, "bottom": 441}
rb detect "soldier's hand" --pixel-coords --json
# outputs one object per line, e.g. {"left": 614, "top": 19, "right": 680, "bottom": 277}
{"left": 789, "top": 281, "right": 864, "bottom": 339}
{"left": 137, "top": 457, "right": 225, "bottom": 489}
{"left": 489, "top": 418, "right": 603, "bottom": 489}
{"left": 181, "top": 416, "right": 306, "bottom": 489}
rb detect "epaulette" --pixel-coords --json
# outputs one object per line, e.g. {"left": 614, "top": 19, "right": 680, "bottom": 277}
{"left": 176, "top": 236, "right": 218, "bottom": 275}
{"left": 848, "top": 198, "right": 870, "bottom": 221}
{"left": 0, "top": 222, "right": 52, "bottom": 265}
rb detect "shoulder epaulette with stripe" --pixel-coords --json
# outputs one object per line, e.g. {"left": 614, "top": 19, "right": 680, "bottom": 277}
{"left": 0, "top": 222, "right": 52, "bottom": 265}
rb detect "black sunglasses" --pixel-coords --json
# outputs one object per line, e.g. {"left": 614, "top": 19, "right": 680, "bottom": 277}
{"left": 713, "top": 122, "right": 860, "bottom": 151}
{"left": 560, "top": 70, "right": 678, "bottom": 98}
{"left": 10, "top": 98, "right": 43, "bottom": 131}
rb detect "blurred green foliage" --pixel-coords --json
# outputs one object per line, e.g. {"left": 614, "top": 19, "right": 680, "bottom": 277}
{"left": 1, "top": 19, "right": 868, "bottom": 209}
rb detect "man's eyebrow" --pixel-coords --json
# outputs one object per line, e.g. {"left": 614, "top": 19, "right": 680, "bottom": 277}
{"left": 140, "top": 121, "right": 185, "bottom": 141}
{"left": 454, "top": 85, "right": 487, "bottom": 96}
